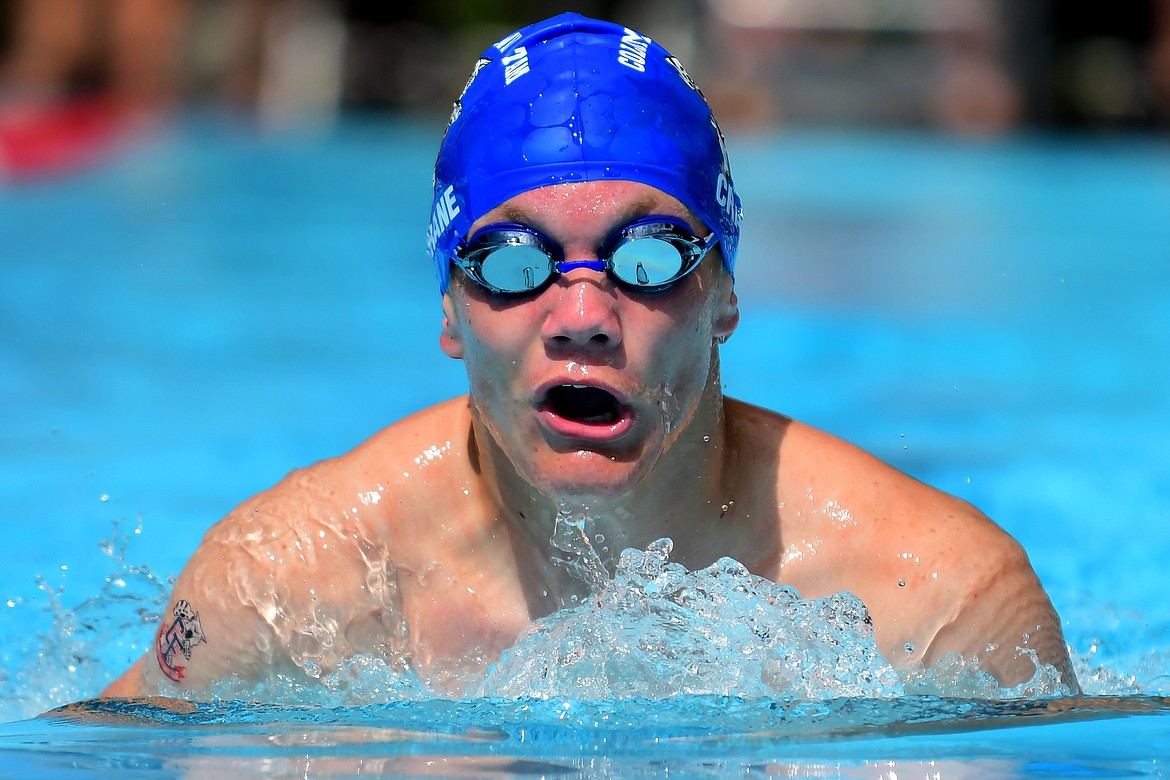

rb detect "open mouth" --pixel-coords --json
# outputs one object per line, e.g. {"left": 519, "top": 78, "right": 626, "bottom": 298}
{"left": 546, "top": 384, "right": 621, "bottom": 425}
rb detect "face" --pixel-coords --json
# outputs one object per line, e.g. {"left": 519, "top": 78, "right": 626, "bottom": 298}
{"left": 440, "top": 181, "right": 739, "bottom": 502}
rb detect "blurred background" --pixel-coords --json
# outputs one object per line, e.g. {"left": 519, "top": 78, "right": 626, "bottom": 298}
{"left": 1, "top": 0, "right": 1169, "bottom": 178}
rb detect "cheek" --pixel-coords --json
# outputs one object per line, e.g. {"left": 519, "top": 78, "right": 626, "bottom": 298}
{"left": 456, "top": 304, "right": 533, "bottom": 393}
{"left": 641, "top": 293, "right": 718, "bottom": 364}
{"left": 637, "top": 311, "right": 716, "bottom": 407}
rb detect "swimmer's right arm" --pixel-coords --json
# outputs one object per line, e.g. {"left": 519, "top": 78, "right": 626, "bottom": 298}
{"left": 100, "top": 460, "right": 391, "bottom": 699}
{"left": 100, "top": 536, "right": 279, "bottom": 698}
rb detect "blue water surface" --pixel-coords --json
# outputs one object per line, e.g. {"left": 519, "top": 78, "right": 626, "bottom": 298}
{"left": 2, "top": 116, "right": 1169, "bottom": 776}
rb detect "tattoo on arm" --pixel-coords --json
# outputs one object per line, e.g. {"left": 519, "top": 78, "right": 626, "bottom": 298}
{"left": 155, "top": 599, "right": 207, "bottom": 682}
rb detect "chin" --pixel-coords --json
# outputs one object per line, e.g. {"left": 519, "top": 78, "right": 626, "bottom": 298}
{"left": 523, "top": 448, "right": 660, "bottom": 506}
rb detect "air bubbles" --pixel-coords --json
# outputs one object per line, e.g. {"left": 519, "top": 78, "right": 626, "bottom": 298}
{"left": 897, "top": 579, "right": 906, "bottom": 587}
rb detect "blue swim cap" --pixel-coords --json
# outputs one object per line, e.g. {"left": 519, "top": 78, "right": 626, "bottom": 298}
{"left": 427, "top": 12, "right": 742, "bottom": 293}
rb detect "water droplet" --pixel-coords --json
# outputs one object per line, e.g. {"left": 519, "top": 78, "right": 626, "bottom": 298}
{"left": 897, "top": 579, "right": 906, "bottom": 587}
{"left": 904, "top": 642, "right": 914, "bottom": 654}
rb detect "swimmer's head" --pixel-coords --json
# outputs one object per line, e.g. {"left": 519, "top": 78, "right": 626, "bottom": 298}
{"left": 427, "top": 12, "right": 743, "bottom": 294}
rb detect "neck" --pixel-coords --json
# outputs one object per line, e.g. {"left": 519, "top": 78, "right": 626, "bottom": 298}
{"left": 470, "top": 357, "right": 736, "bottom": 581}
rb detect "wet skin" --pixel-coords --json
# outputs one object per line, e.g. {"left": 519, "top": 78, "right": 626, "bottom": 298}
{"left": 103, "top": 181, "right": 1078, "bottom": 698}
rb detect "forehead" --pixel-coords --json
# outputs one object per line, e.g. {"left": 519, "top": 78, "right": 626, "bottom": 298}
{"left": 468, "top": 180, "right": 705, "bottom": 238}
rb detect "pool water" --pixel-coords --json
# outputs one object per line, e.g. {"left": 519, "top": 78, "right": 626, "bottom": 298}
{"left": 2, "top": 117, "right": 1169, "bottom": 776}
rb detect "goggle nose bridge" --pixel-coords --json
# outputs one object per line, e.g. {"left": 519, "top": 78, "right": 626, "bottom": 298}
{"left": 555, "top": 258, "right": 607, "bottom": 274}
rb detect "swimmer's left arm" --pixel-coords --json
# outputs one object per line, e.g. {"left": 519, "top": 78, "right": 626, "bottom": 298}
{"left": 921, "top": 529, "right": 1080, "bottom": 693}
{"left": 779, "top": 417, "right": 1079, "bottom": 693}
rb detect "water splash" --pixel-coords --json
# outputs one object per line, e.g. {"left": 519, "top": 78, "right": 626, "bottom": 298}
{"left": 548, "top": 507, "right": 612, "bottom": 597}
{"left": 201, "top": 653, "right": 433, "bottom": 707}
{"left": 475, "top": 538, "right": 903, "bottom": 699}
{"left": 0, "top": 519, "right": 171, "bottom": 721}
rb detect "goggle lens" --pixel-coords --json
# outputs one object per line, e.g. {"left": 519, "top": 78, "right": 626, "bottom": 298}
{"left": 478, "top": 242, "right": 550, "bottom": 293}
{"left": 610, "top": 234, "right": 690, "bottom": 288}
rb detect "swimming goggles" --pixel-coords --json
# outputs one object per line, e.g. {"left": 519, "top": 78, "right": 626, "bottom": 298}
{"left": 450, "top": 216, "right": 718, "bottom": 296}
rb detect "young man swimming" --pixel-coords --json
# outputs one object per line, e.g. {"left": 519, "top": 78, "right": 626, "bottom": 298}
{"left": 104, "top": 13, "right": 1078, "bottom": 698}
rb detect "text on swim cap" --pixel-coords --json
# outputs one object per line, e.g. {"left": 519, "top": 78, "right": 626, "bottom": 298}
{"left": 618, "top": 29, "right": 652, "bottom": 72}
{"left": 502, "top": 47, "right": 530, "bottom": 85}
{"left": 716, "top": 172, "right": 738, "bottom": 223}
{"left": 491, "top": 31, "right": 530, "bottom": 85}
{"left": 426, "top": 184, "right": 461, "bottom": 255}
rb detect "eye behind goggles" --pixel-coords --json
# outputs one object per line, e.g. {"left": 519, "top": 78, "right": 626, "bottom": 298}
{"left": 450, "top": 216, "right": 717, "bottom": 296}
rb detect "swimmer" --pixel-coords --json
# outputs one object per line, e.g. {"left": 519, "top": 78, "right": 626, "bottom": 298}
{"left": 103, "top": 13, "right": 1078, "bottom": 697}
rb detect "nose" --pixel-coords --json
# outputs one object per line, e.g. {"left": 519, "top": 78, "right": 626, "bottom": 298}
{"left": 540, "top": 267, "right": 623, "bottom": 352}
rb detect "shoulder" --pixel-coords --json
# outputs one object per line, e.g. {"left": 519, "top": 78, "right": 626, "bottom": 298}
{"left": 220, "top": 395, "right": 476, "bottom": 535}
{"left": 121, "top": 397, "right": 476, "bottom": 695}
{"left": 760, "top": 405, "right": 1019, "bottom": 586}
{"left": 354, "top": 396, "right": 472, "bottom": 461}
{"left": 724, "top": 398, "right": 976, "bottom": 535}
{"left": 738, "top": 402, "right": 1074, "bottom": 688}
{"left": 192, "top": 394, "right": 477, "bottom": 599}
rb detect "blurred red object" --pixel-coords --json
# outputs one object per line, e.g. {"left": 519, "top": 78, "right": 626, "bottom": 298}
{"left": 0, "top": 96, "right": 129, "bottom": 181}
